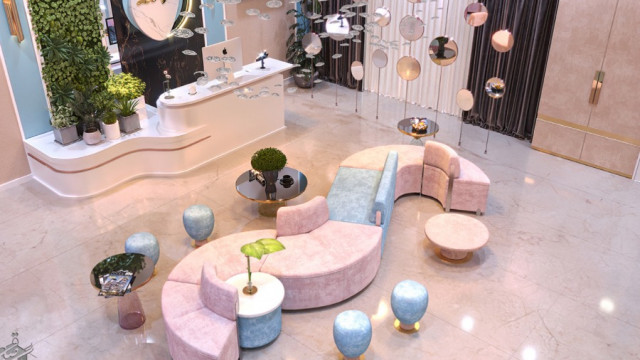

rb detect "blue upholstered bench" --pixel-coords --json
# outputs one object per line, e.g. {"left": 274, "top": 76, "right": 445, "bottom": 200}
{"left": 326, "top": 151, "right": 398, "bottom": 254}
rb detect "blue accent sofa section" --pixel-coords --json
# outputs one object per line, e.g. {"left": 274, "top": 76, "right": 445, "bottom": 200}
{"left": 327, "top": 151, "right": 398, "bottom": 254}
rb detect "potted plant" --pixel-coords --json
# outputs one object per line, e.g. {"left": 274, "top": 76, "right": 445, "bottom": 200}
{"left": 51, "top": 104, "right": 80, "bottom": 145}
{"left": 251, "top": 147, "right": 287, "bottom": 197}
{"left": 286, "top": 0, "right": 324, "bottom": 88}
{"left": 102, "top": 110, "right": 120, "bottom": 140}
{"left": 107, "top": 72, "right": 146, "bottom": 134}
{"left": 240, "top": 238, "right": 285, "bottom": 295}
{"left": 71, "top": 88, "right": 114, "bottom": 145}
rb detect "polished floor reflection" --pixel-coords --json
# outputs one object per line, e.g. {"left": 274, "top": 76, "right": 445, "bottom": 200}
{"left": 1, "top": 82, "right": 639, "bottom": 359}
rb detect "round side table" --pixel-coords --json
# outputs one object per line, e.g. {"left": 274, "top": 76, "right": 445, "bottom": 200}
{"left": 425, "top": 214, "right": 489, "bottom": 262}
{"left": 225, "top": 272, "right": 285, "bottom": 348}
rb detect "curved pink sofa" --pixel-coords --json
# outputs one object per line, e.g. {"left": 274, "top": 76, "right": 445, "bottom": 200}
{"left": 162, "top": 141, "right": 489, "bottom": 359}
{"left": 340, "top": 141, "right": 490, "bottom": 214}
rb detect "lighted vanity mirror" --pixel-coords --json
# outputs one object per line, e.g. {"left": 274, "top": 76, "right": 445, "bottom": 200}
{"left": 456, "top": 89, "right": 474, "bottom": 111}
{"left": 491, "top": 30, "right": 514, "bottom": 52}
{"left": 326, "top": 13, "right": 350, "bottom": 41}
{"left": 485, "top": 77, "right": 506, "bottom": 98}
{"left": 373, "top": 7, "right": 391, "bottom": 27}
{"left": 399, "top": 15, "right": 424, "bottom": 41}
{"left": 372, "top": 49, "right": 388, "bottom": 68}
{"left": 396, "top": 56, "right": 421, "bottom": 81}
{"left": 351, "top": 61, "right": 364, "bottom": 81}
{"left": 123, "top": 0, "right": 183, "bottom": 41}
{"left": 428, "top": 36, "right": 458, "bottom": 66}
{"left": 464, "top": 3, "right": 488, "bottom": 27}
{"left": 302, "top": 33, "right": 322, "bottom": 55}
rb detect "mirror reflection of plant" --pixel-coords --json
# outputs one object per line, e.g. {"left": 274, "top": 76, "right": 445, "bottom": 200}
{"left": 92, "top": 253, "right": 148, "bottom": 290}
{"left": 286, "top": 1, "right": 324, "bottom": 80}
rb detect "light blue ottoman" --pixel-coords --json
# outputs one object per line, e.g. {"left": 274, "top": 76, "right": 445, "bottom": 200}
{"left": 391, "top": 280, "right": 428, "bottom": 333}
{"left": 125, "top": 232, "right": 159, "bottom": 265}
{"left": 333, "top": 310, "right": 372, "bottom": 360}
{"left": 182, "top": 204, "right": 214, "bottom": 247}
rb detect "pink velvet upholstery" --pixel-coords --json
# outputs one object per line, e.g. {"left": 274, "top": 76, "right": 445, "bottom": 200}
{"left": 424, "top": 140, "right": 460, "bottom": 178}
{"left": 162, "top": 281, "right": 239, "bottom": 360}
{"left": 339, "top": 145, "right": 425, "bottom": 199}
{"left": 451, "top": 158, "right": 490, "bottom": 213}
{"left": 264, "top": 220, "right": 382, "bottom": 310}
{"left": 168, "top": 229, "right": 276, "bottom": 284}
{"left": 200, "top": 263, "right": 239, "bottom": 321}
{"left": 276, "top": 196, "right": 329, "bottom": 236}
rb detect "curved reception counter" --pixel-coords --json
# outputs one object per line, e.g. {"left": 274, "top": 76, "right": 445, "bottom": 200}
{"left": 24, "top": 58, "right": 293, "bottom": 197}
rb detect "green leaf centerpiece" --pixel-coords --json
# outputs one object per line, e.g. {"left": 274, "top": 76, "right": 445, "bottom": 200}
{"left": 240, "top": 238, "right": 285, "bottom": 295}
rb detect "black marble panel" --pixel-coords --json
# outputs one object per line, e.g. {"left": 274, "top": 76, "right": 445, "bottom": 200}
{"left": 110, "top": 0, "right": 205, "bottom": 106}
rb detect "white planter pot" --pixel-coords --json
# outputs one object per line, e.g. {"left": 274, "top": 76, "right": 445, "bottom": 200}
{"left": 103, "top": 121, "right": 121, "bottom": 140}
{"left": 83, "top": 130, "right": 102, "bottom": 145}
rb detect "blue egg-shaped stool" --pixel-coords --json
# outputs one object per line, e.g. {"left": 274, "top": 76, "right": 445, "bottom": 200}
{"left": 125, "top": 232, "right": 160, "bottom": 266}
{"left": 333, "top": 310, "right": 372, "bottom": 360}
{"left": 182, "top": 204, "right": 215, "bottom": 247}
{"left": 391, "top": 280, "right": 429, "bottom": 333}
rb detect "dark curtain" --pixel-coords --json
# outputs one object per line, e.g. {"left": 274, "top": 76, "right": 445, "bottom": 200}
{"left": 110, "top": 0, "right": 205, "bottom": 106}
{"left": 464, "top": 0, "right": 559, "bottom": 140}
{"left": 309, "top": 0, "right": 366, "bottom": 89}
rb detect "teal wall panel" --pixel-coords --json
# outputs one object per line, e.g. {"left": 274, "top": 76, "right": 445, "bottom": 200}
{"left": 0, "top": 0, "right": 51, "bottom": 138}
{"left": 204, "top": 2, "right": 225, "bottom": 46}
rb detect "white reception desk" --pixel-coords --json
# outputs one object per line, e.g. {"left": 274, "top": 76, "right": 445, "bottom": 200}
{"left": 24, "top": 58, "right": 293, "bottom": 197}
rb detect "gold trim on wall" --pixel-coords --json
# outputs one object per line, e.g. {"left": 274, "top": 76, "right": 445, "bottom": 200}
{"left": 2, "top": 0, "right": 24, "bottom": 42}
{"left": 531, "top": 145, "right": 632, "bottom": 178}
{"left": 537, "top": 114, "right": 640, "bottom": 147}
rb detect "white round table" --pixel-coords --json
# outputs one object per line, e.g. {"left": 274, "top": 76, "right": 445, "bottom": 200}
{"left": 226, "top": 272, "right": 285, "bottom": 348}
{"left": 425, "top": 214, "right": 489, "bottom": 262}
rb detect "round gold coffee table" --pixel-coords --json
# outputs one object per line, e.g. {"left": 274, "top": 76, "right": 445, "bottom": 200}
{"left": 397, "top": 117, "right": 439, "bottom": 145}
{"left": 424, "top": 214, "right": 489, "bottom": 262}
{"left": 236, "top": 167, "right": 308, "bottom": 216}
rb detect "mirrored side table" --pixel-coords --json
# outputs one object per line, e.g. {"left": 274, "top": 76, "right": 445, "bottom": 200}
{"left": 397, "top": 117, "right": 439, "bottom": 145}
{"left": 90, "top": 253, "right": 154, "bottom": 329}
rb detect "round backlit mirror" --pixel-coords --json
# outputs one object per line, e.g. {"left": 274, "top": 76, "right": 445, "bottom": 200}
{"left": 351, "top": 61, "right": 364, "bottom": 81}
{"left": 372, "top": 49, "right": 388, "bottom": 68}
{"left": 399, "top": 15, "right": 424, "bottom": 41}
{"left": 326, "top": 13, "right": 350, "bottom": 41}
{"left": 396, "top": 56, "right": 421, "bottom": 81}
{"left": 428, "top": 36, "right": 458, "bottom": 66}
{"left": 485, "top": 77, "right": 506, "bottom": 98}
{"left": 456, "top": 89, "right": 474, "bottom": 111}
{"left": 464, "top": 3, "right": 488, "bottom": 27}
{"left": 491, "top": 30, "right": 514, "bottom": 52}
{"left": 302, "top": 33, "right": 322, "bottom": 55}
{"left": 373, "top": 7, "right": 391, "bottom": 27}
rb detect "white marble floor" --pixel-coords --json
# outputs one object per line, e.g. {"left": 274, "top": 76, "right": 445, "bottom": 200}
{"left": 1, "top": 83, "right": 639, "bottom": 359}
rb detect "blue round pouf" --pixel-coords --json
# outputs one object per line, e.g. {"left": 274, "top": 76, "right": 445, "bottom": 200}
{"left": 125, "top": 232, "right": 160, "bottom": 265}
{"left": 182, "top": 205, "right": 214, "bottom": 241}
{"left": 391, "top": 280, "right": 429, "bottom": 330}
{"left": 333, "top": 310, "right": 372, "bottom": 359}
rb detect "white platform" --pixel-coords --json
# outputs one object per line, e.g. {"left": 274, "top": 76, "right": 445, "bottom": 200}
{"left": 24, "top": 59, "right": 293, "bottom": 197}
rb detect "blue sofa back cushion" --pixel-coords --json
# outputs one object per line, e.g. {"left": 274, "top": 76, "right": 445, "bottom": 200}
{"left": 372, "top": 151, "right": 398, "bottom": 241}
{"left": 327, "top": 167, "right": 382, "bottom": 226}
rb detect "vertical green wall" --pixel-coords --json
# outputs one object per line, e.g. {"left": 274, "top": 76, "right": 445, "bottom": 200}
{"left": 0, "top": 0, "right": 51, "bottom": 138}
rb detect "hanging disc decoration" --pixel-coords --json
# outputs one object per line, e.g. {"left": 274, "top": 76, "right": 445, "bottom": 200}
{"left": 325, "top": 13, "right": 350, "bottom": 41}
{"left": 399, "top": 15, "right": 424, "bottom": 41}
{"left": 372, "top": 49, "right": 388, "bottom": 68}
{"left": 428, "top": 36, "right": 459, "bottom": 66}
{"left": 485, "top": 77, "right": 506, "bottom": 98}
{"left": 396, "top": 56, "right": 421, "bottom": 81}
{"left": 351, "top": 61, "right": 364, "bottom": 81}
{"left": 302, "top": 33, "right": 322, "bottom": 55}
{"left": 456, "top": 89, "right": 474, "bottom": 111}
{"left": 373, "top": 7, "right": 391, "bottom": 27}
{"left": 491, "top": 30, "right": 515, "bottom": 52}
{"left": 464, "top": 3, "right": 489, "bottom": 27}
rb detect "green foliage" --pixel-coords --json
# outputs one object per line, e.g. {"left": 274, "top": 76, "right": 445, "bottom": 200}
{"left": 251, "top": 147, "right": 287, "bottom": 171}
{"left": 50, "top": 104, "right": 77, "bottom": 129}
{"left": 286, "top": 1, "right": 324, "bottom": 79}
{"left": 241, "top": 238, "right": 286, "bottom": 260}
{"left": 29, "top": 0, "right": 111, "bottom": 110}
{"left": 115, "top": 99, "right": 139, "bottom": 117}
{"left": 103, "top": 111, "right": 118, "bottom": 125}
{"left": 107, "top": 73, "right": 146, "bottom": 103}
{"left": 71, "top": 88, "right": 115, "bottom": 132}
